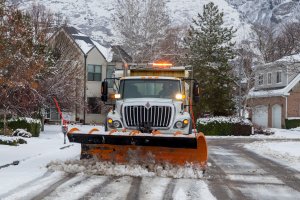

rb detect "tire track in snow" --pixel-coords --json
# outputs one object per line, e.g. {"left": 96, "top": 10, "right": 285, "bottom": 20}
{"left": 126, "top": 176, "right": 142, "bottom": 200}
{"left": 138, "top": 177, "right": 171, "bottom": 200}
{"left": 80, "top": 176, "right": 128, "bottom": 200}
{"left": 208, "top": 139, "right": 300, "bottom": 199}
{"left": 2, "top": 171, "right": 66, "bottom": 200}
{"left": 31, "top": 173, "right": 76, "bottom": 200}
{"left": 234, "top": 145, "right": 300, "bottom": 192}
{"left": 206, "top": 157, "right": 251, "bottom": 200}
{"left": 162, "top": 179, "right": 177, "bottom": 200}
{"left": 0, "top": 170, "right": 54, "bottom": 199}
{"left": 44, "top": 175, "right": 109, "bottom": 200}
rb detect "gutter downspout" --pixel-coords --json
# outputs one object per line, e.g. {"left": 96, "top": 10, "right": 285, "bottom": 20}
{"left": 285, "top": 96, "right": 287, "bottom": 119}
{"left": 83, "top": 54, "right": 87, "bottom": 124}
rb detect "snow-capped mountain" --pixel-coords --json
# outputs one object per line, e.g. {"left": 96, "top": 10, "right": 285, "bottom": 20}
{"left": 12, "top": 0, "right": 300, "bottom": 46}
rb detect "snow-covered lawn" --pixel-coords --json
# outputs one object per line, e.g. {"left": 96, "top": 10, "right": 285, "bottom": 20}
{"left": 0, "top": 125, "right": 82, "bottom": 196}
{"left": 244, "top": 128, "right": 300, "bottom": 172}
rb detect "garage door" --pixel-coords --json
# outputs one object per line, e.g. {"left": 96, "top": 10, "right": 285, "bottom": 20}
{"left": 252, "top": 105, "right": 268, "bottom": 128}
{"left": 272, "top": 104, "right": 282, "bottom": 128}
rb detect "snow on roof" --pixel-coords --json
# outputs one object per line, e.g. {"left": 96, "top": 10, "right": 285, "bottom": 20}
{"left": 253, "top": 54, "right": 300, "bottom": 70}
{"left": 276, "top": 54, "right": 300, "bottom": 63}
{"left": 92, "top": 39, "right": 113, "bottom": 62}
{"left": 74, "top": 37, "right": 94, "bottom": 55}
{"left": 64, "top": 26, "right": 111, "bottom": 61}
{"left": 248, "top": 73, "right": 300, "bottom": 98}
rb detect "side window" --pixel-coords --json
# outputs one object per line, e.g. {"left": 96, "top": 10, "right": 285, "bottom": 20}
{"left": 258, "top": 74, "right": 264, "bottom": 85}
{"left": 276, "top": 71, "right": 282, "bottom": 83}
{"left": 88, "top": 65, "right": 101, "bottom": 81}
{"left": 88, "top": 97, "right": 101, "bottom": 114}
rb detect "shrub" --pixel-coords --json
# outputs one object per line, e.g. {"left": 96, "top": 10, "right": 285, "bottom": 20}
{"left": 197, "top": 116, "right": 253, "bottom": 136}
{"left": 285, "top": 119, "right": 300, "bottom": 129}
{"left": 0, "top": 135, "right": 27, "bottom": 146}
{"left": 2, "top": 118, "right": 41, "bottom": 137}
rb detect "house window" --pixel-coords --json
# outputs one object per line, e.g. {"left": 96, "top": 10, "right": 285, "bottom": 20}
{"left": 267, "top": 72, "right": 272, "bottom": 84}
{"left": 276, "top": 71, "right": 282, "bottom": 83}
{"left": 88, "top": 65, "right": 101, "bottom": 81}
{"left": 258, "top": 74, "right": 264, "bottom": 85}
{"left": 88, "top": 97, "right": 101, "bottom": 114}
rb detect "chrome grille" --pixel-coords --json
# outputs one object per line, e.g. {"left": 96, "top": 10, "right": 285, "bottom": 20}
{"left": 124, "top": 105, "right": 172, "bottom": 128}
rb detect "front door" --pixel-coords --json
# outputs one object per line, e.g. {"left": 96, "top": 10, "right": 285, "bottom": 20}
{"left": 272, "top": 104, "right": 282, "bottom": 128}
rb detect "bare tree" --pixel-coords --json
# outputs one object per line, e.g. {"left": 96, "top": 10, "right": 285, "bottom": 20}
{"left": 153, "top": 25, "right": 188, "bottom": 64}
{"left": 41, "top": 29, "right": 84, "bottom": 115}
{"left": 234, "top": 40, "right": 257, "bottom": 117}
{"left": 27, "top": 2, "right": 54, "bottom": 42}
{"left": 253, "top": 21, "right": 300, "bottom": 63}
{"left": 113, "top": 0, "right": 170, "bottom": 62}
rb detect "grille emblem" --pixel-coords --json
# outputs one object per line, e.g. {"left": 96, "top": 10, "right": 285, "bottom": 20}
{"left": 145, "top": 102, "right": 151, "bottom": 109}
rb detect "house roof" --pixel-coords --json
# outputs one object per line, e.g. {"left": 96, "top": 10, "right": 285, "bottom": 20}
{"left": 63, "top": 26, "right": 113, "bottom": 61}
{"left": 110, "top": 45, "right": 132, "bottom": 63}
{"left": 248, "top": 73, "right": 300, "bottom": 98}
{"left": 254, "top": 53, "right": 300, "bottom": 70}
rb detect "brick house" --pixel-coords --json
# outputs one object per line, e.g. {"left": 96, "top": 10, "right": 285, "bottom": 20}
{"left": 247, "top": 55, "right": 300, "bottom": 128}
{"left": 47, "top": 26, "right": 131, "bottom": 124}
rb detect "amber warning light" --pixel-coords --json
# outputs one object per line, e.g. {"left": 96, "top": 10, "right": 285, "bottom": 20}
{"left": 152, "top": 62, "right": 173, "bottom": 68}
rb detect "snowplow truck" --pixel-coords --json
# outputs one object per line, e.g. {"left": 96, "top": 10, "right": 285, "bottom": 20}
{"left": 67, "top": 63, "right": 208, "bottom": 168}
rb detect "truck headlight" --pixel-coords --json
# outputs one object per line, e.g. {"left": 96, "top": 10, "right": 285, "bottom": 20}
{"left": 113, "top": 120, "right": 122, "bottom": 128}
{"left": 114, "top": 93, "right": 121, "bottom": 99}
{"left": 175, "top": 93, "right": 186, "bottom": 100}
{"left": 174, "top": 119, "right": 189, "bottom": 129}
{"left": 175, "top": 121, "right": 183, "bottom": 128}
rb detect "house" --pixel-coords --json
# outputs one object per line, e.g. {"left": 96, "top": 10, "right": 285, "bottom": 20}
{"left": 47, "top": 26, "right": 132, "bottom": 124}
{"left": 247, "top": 54, "right": 300, "bottom": 128}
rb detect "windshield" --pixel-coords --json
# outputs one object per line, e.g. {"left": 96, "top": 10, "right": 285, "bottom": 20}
{"left": 119, "top": 79, "right": 181, "bottom": 99}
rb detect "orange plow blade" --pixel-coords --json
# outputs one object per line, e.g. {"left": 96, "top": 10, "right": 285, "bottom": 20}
{"left": 68, "top": 132, "right": 208, "bottom": 167}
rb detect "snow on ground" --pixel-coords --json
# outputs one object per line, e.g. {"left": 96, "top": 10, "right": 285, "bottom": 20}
{"left": 0, "top": 125, "right": 209, "bottom": 199}
{"left": 0, "top": 125, "right": 81, "bottom": 196}
{"left": 48, "top": 159, "right": 204, "bottom": 179}
{"left": 244, "top": 128, "right": 300, "bottom": 172}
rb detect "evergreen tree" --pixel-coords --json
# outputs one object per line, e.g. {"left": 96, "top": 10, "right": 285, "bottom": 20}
{"left": 185, "top": 2, "right": 236, "bottom": 117}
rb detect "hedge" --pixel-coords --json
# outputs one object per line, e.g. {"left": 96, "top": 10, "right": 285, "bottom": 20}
{"left": 197, "top": 117, "right": 253, "bottom": 136}
{"left": 0, "top": 118, "right": 41, "bottom": 137}
{"left": 285, "top": 119, "right": 300, "bottom": 129}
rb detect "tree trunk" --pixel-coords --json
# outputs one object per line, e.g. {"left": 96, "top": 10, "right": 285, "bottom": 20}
{"left": 3, "top": 110, "right": 7, "bottom": 135}
{"left": 41, "top": 115, "right": 45, "bottom": 132}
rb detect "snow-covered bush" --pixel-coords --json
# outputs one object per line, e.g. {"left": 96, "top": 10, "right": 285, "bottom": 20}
{"left": 12, "top": 129, "right": 32, "bottom": 138}
{"left": 5, "top": 118, "right": 41, "bottom": 137}
{"left": 0, "top": 135, "right": 27, "bottom": 146}
{"left": 197, "top": 116, "right": 253, "bottom": 136}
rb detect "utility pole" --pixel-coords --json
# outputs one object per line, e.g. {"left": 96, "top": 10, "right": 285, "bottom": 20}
{"left": 83, "top": 54, "right": 87, "bottom": 124}
{"left": 238, "top": 59, "right": 242, "bottom": 118}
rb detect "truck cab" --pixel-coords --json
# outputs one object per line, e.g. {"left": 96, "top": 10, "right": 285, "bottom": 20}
{"left": 101, "top": 64, "right": 199, "bottom": 134}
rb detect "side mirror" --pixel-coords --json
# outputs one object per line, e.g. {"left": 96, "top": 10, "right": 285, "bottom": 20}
{"left": 101, "top": 80, "right": 108, "bottom": 102}
{"left": 193, "top": 82, "right": 200, "bottom": 103}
